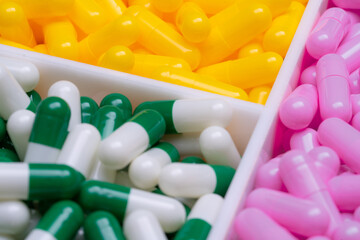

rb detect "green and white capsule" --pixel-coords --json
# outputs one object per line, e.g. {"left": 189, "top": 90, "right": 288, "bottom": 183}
{"left": 0, "top": 56, "right": 39, "bottom": 92}
{"left": 0, "top": 117, "right": 5, "bottom": 142}
{"left": 181, "top": 156, "right": 206, "bottom": 164}
{"left": 124, "top": 210, "right": 167, "bottom": 240}
{"left": 99, "top": 109, "right": 166, "bottom": 170}
{"left": 159, "top": 162, "right": 235, "bottom": 198}
{"left": 24, "top": 97, "right": 70, "bottom": 163}
{"left": 7, "top": 109, "right": 35, "bottom": 161}
{"left": 0, "top": 148, "right": 20, "bottom": 162}
{"left": 57, "top": 123, "right": 101, "bottom": 179}
{"left": 100, "top": 93, "right": 132, "bottom": 120}
{"left": 90, "top": 105, "right": 128, "bottom": 182}
{"left": 0, "top": 65, "right": 35, "bottom": 120}
{"left": 48, "top": 81, "right": 81, "bottom": 131}
{"left": 26, "top": 201, "right": 84, "bottom": 240}
{"left": 84, "top": 211, "right": 125, "bottom": 240}
{"left": 78, "top": 180, "right": 186, "bottom": 233}
{"left": 0, "top": 163, "right": 84, "bottom": 200}
{"left": 134, "top": 99, "right": 233, "bottom": 134}
{"left": 129, "top": 142, "right": 180, "bottom": 190}
{"left": 80, "top": 96, "right": 98, "bottom": 124}
{"left": 174, "top": 194, "right": 223, "bottom": 240}
{"left": 200, "top": 126, "right": 241, "bottom": 168}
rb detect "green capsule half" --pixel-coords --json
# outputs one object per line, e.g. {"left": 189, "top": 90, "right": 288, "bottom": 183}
{"left": 81, "top": 96, "right": 98, "bottom": 124}
{"left": 0, "top": 117, "right": 5, "bottom": 142}
{"left": 27, "top": 90, "right": 42, "bottom": 108}
{"left": 100, "top": 93, "right": 132, "bottom": 120}
{"left": 84, "top": 211, "right": 126, "bottom": 240}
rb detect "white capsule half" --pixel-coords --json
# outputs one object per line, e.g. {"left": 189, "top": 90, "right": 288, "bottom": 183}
{"left": 129, "top": 142, "right": 179, "bottom": 190}
{"left": 90, "top": 160, "right": 116, "bottom": 183}
{"left": 188, "top": 193, "right": 223, "bottom": 224}
{"left": 24, "top": 142, "right": 61, "bottom": 164}
{"left": 57, "top": 124, "right": 100, "bottom": 178}
{"left": 161, "top": 133, "right": 202, "bottom": 157}
{"left": 159, "top": 163, "right": 216, "bottom": 198}
{"left": 0, "top": 65, "right": 34, "bottom": 120}
{"left": 0, "top": 163, "right": 29, "bottom": 199}
{"left": 126, "top": 188, "right": 186, "bottom": 233}
{"left": 0, "top": 201, "right": 30, "bottom": 236}
{"left": 0, "top": 57, "right": 39, "bottom": 92}
{"left": 200, "top": 126, "right": 241, "bottom": 168}
{"left": 124, "top": 210, "right": 167, "bottom": 240}
{"left": 48, "top": 81, "right": 81, "bottom": 131}
{"left": 7, "top": 110, "right": 35, "bottom": 161}
{"left": 99, "top": 122, "right": 149, "bottom": 170}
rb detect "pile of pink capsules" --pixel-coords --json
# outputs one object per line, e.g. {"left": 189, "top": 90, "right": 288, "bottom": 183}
{"left": 234, "top": 1, "right": 360, "bottom": 240}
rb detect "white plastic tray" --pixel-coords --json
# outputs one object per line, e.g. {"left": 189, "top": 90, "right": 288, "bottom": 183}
{"left": 0, "top": 0, "right": 328, "bottom": 238}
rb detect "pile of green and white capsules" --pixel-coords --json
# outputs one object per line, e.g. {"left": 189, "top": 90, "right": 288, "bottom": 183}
{"left": 0, "top": 56, "right": 241, "bottom": 240}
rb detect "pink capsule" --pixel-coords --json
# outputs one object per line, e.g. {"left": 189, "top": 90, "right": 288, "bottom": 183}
{"left": 234, "top": 208, "right": 297, "bottom": 240}
{"left": 306, "top": 8, "right": 350, "bottom": 59}
{"left": 279, "top": 84, "right": 318, "bottom": 130}
{"left": 337, "top": 34, "right": 360, "bottom": 73}
{"left": 300, "top": 65, "right": 317, "bottom": 86}
{"left": 333, "top": 221, "right": 360, "bottom": 240}
{"left": 307, "top": 236, "right": 330, "bottom": 240}
{"left": 246, "top": 188, "right": 330, "bottom": 237}
{"left": 308, "top": 146, "right": 340, "bottom": 183}
{"left": 332, "top": 0, "right": 360, "bottom": 10}
{"left": 316, "top": 54, "right": 352, "bottom": 122}
{"left": 279, "top": 149, "right": 342, "bottom": 235}
{"left": 353, "top": 206, "right": 360, "bottom": 222}
{"left": 318, "top": 117, "right": 360, "bottom": 173}
{"left": 255, "top": 156, "right": 285, "bottom": 191}
{"left": 351, "top": 94, "right": 360, "bottom": 114}
{"left": 290, "top": 128, "right": 320, "bottom": 153}
{"left": 352, "top": 112, "right": 360, "bottom": 131}
{"left": 348, "top": 69, "right": 360, "bottom": 94}
{"left": 328, "top": 174, "right": 360, "bottom": 211}
{"left": 342, "top": 213, "right": 354, "bottom": 222}
{"left": 343, "top": 23, "right": 360, "bottom": 44}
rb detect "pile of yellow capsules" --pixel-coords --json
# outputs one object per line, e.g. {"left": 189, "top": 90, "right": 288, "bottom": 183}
{"left": 0, "top": 0, "right": 307, "bottom": 104}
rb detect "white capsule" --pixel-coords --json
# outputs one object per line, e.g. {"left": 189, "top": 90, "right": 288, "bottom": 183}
{"left": 57, "top": 124, "right": 100, "bottom": 178}
{"left": 48, "top": 80, "right": 81, "bottom": 131}
{"left": 124, "top": 210, "right": 167, "bottom": 240}
{"left": 161, "top": 133, "right": 202, "bottom": 157}
{"left": 0, "top": 65, "right": 34, "bottom": 120}
{"left": 7, "top": 110, "right": 35, "bottom": 161}
{"left": 0, "top": 201, "right": 30, "bottom": 236}
{"left": 129, "top": 142, "right": 179, "bottom": 190}
{"left": 159, "top": 163, "right": 215, "bottom": 198}
{"left": 200, "top": 126, "right": 241, "bottom": 168}
{"left": 90, "top": 160, "right": 116, "bottom": 183}
{"left": 0, "top": 57, "right": 39, "bottom": 92}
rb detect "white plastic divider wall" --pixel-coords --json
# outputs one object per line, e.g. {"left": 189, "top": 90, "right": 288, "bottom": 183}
{"left": 0, "top": 0, "right": 328, "bottom": 238}
{"left": 208, "top": 0, "right": 328, "bottom": 239}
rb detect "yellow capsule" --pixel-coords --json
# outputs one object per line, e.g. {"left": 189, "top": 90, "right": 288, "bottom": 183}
{"left": 131, "top": 54, "right": 191, "bottom": 78}
{"left": 175, "top": 2, "right": 210, "bottom": 43}
{"left": 238, "top": 41, "right": 264, "bottom": 58}
{"left": 28, "top": 20, "right": 44, "bottom": 44}
{"left": 0, "top": 37, "right": 34, "bottom": 51}
{"left": 98, "top": 45, "right": 135, "bottom": 72}
{"left": 151, "top": 0, "right": 183, "bottom": 13}
{"left": 249, "top": 86, "right": 271, "bottom": 105}
{"left": 0, "top": 1, "right": 36, "bottom": 47}
{"left": 128, "top": 0, "right": 164, "bottom": 19}
{"left": 43, "top": 19, "right": 79, "bottom": 61}
{"left": 78, "top": 15, "right": 139, "bottom": 64}
{"left": 132, "top": 48, "right": 152, "bottom": 54}
{"left": 197, "top": 52, "right": 283, "bottom": 89}
{"left": 198, "top": 3, "right": 272, "bottom": 67}
{"left": 95, "top": 0, "right": 127, "bottom": 19}
{"left": 186, "top": 0, "right": 235, "bottom": 15}
{"left": 295, "top": 0, "right": 308, "bottom": 5}
{"left": 10, "top": 0, "right": 74, "bottom": 19}
{"left": 237, "top": 0, "right": 292, "bottom": 18}
{"left": 263, "top": 1, "right": 305, "bottom": 58}
{"left": 125, "top": 6, "right": 201, "bottom": 70}
{"left": 68, "top": 0, "right": 109, "bottom": 34}
{"left": 151, "top": 66, "right": 248, "bottom": 100}
{"left": 33, "top": 44, "right": 48, "bottom": 54}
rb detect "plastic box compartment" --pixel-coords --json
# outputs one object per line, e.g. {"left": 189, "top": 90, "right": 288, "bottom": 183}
{"left": 0, "top": 0, "right": 327, "bottom": 238}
